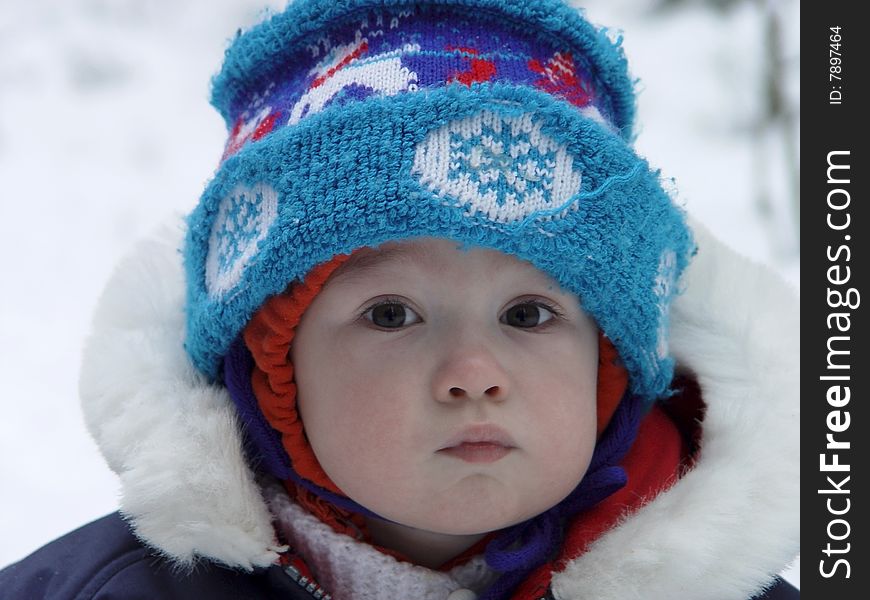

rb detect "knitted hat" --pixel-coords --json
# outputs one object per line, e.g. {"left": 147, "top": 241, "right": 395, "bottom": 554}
{"left": 184, "top": 0, "right": 694, "bottom": 404}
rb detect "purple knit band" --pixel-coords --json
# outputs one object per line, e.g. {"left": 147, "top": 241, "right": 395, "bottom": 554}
{"left": 218, "top": 4, "right": 615, "bottom": 163}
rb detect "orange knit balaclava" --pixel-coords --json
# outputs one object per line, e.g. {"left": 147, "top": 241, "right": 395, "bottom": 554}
{"left": 242, "top": 252, "right": 629, "bottom": 538}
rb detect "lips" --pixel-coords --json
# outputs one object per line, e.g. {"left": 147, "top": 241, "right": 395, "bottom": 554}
{"left": 437, "top": 424, "right": 516, "bottom": 464}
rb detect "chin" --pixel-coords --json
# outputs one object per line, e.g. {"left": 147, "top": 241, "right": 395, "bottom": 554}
{"left": 407, "top": 505, "right": 538, "bottom": 536}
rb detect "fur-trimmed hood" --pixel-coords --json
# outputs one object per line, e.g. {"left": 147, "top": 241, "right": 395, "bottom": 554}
{"left": 78, "top": 216, "right": 799, "bottom": 599}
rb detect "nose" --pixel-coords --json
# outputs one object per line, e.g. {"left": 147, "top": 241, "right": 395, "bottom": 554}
{"left": 431, "top": 343, "right": 510, "bottom": 405}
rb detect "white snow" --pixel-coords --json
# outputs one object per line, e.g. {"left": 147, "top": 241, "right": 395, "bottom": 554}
{"left": 0, "top": 0, "right": 798, "bottom": 588}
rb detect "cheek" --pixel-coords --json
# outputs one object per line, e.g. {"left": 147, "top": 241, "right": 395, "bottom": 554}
{"left": 294, "top": 337, "right": 421, "bottom": 488}
{"left": 516, "top": 389, "right": 597, "bottom": 513}
{"left": 517, "top": 336, "right": 599, "bottom": 479}
{"left": 529, "top": 385, "right": 596, "bottom": 470}
{"left": 299, "top": 335, "right": 411, "bottom": 422}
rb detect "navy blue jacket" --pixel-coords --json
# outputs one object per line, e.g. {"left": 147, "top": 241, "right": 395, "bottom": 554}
{"left": 0, "top": 513, "right": 311, "bottom": 600}
{"left": 1, "top": 513, "right": 798, "bottom": 600}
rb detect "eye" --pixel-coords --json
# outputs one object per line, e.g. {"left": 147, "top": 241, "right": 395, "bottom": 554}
{"left": 361, "top": 298, "right": 562, "bottom": 330}
{"left": 363, "top": 299, "right": 422, "bottom": 329}
{"left": 501, "top": 301, "right": 559, "bottom": 329}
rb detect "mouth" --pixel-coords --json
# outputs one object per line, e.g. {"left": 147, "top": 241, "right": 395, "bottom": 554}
{"left": 436, "top": 424, "right": 516, "bottom": 464}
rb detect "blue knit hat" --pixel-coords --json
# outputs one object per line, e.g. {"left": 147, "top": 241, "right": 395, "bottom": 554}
{"left": 184, "top": 0, "right": 694, "bottom": 402}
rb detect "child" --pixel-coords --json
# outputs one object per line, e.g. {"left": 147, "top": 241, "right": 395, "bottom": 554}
{"left": 0, "top": 0, "right": 799, "bottom": 598}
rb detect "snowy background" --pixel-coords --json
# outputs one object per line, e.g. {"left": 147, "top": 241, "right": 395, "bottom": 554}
{"left": 0, "top": 0, "right": 799, "bottom": 587}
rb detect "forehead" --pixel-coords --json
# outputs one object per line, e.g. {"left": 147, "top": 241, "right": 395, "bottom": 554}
{"left": 327, "top": 237, "right": 547, "bottom": 287}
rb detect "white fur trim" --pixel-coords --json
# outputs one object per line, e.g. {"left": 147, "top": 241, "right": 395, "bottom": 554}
{"left": 79, "top": 216, "right": 799, "bottom": 596}
{"left": 79, "top": 220, "right": 285, "bottom": 570}
{"left": 551, "top": 217, "right": 800, "bottom": 599}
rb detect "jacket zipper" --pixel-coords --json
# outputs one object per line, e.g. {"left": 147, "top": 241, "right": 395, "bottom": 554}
{"left": 283, "top": 563, "right": 333, "bottom": 599}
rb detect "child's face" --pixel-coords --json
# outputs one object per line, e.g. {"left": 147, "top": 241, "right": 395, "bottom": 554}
{"left": 292, "top": 238, "right": 598, "bottom": 536}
